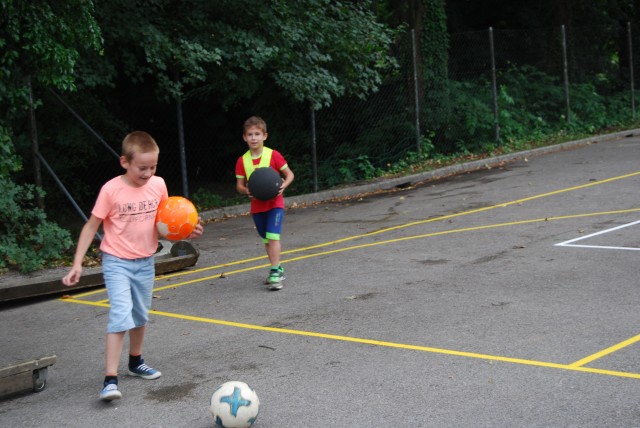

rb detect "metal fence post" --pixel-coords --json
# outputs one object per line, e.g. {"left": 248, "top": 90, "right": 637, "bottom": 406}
{"left": 27, "top": 76, "right": 44, "bottom": 209}
{"left": 628, "top": 22, "right": 636, "bottom": 119}
{"left": 489, "top": 27, "right": 500, "bottom": 142}
{"left": 411, "top": 29, "right": 421, "bottom": 153}
{"left": 310, "top": 106, "right": 318, "bottom": 193}
{"left": 176, "top": 95, "right": 189, "bottom": 198}
{"left": 561, "top": 25, "right": 571, "bottom": 124}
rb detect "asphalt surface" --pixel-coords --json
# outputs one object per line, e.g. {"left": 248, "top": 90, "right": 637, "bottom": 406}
{"left": 2, "top": 129, "right": 640, "bottom": 427}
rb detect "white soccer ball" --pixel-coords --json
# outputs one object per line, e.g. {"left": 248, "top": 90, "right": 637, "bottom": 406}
{"left": 209, "top": 381, "right": 260, "bottom": 428}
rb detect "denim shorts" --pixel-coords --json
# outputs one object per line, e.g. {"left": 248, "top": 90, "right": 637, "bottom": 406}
{"left": 102, "top": 253, "right": 155, "bottom": 333}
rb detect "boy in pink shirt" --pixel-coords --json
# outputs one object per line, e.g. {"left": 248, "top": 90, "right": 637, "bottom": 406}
{"left": 62, "top": 131, "right": 203, "bottom": 401}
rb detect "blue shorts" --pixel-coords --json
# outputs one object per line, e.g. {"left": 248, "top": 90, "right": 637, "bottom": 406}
{"left": 252, "top": 208, "right": 284, "bottom": 244}
{"left": 102, "top": 253, "right": 155, "bottom": 333}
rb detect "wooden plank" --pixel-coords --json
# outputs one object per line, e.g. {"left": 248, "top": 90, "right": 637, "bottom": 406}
{"left": 0, "top": 356, "right": 56, "bottom": 379}
{"left": 0, "top": 356, "right": 56, "bottom": 397}
{"left": 0, "top": 371, "right": 33, "bottom": 396}
{"left": 155, "top": 254, "right": 198, "bottom": 275}
{"left": 0, "top": 254, "right": 197, "bottom": 303}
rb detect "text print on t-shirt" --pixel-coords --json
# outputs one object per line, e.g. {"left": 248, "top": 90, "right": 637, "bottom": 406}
{"left": 117, "top": 198, "right": 160, "bottom": 223}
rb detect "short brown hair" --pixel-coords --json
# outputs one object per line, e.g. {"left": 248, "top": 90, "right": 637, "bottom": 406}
{"left": 243, "top": 116, "right": 267, "bottom": 134}
{"left": 121, "top": 131, "right": 159, "bottom": 161}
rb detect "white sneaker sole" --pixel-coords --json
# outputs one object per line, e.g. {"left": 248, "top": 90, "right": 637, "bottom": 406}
{"left": 128, "top": 370, "right": 162, "bottom": 380}
{"left": 100, "top": 390, "right": 122, "bottom": 401}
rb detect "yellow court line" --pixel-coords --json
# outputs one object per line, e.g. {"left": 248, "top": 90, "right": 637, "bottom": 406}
{"left": 94, "top": 263, "right": 273, "bottom": 304}
{"left": 204, "top": 209, "right": 640, "bottom": 278}
{"left": 71, "top": 171, "right": 640, "bottom": 299}
{"left": 140, "top": 170, "right": 640, "bottom": 283}
{"left": 60, "top": 298, "right": 640, "bottom": 380}
{"left": 275, "top": 208, "right": 640, "bottom": 262}
{"left": 79, "top": 207, "right": 640, "bottom": 303}
{"left": 157, "top": 255, "right": 268, "bottom": 280}
{"left": 62, "top": 174, "right": 640, "bottom": 373}
{"left": 570, "top": 333, "right": 640, "bottom": 367}
{"left": 67, "top": 208, "right": 640, "bottom": 372}
{"left": 272, "top": 170, "right": 640, "bottom": 253}
{"left": 326, "top": 171, "right": 640, "bottom": 240}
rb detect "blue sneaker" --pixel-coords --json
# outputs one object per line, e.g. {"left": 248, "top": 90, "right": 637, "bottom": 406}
{"left": 100, "top": 383, "right": 122, "bottom": 401}
{"left": 128, "top": 359, "right": 162, "bottom": 380}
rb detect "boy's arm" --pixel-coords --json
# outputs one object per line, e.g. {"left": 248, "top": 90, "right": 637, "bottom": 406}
{"left": 236, "top": 177, "right": 252, "bottom": 198}
{"left": 279, "top": 166, "right": 294, "bottom": 195}
{"left": 62, "top": 215, "right": 102, "bottom": 286}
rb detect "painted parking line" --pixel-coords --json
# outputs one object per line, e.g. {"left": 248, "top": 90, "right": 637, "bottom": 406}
{"left": 60, "top": 208, "right": 640, "bottom": 379}
{"left": 555, "top": 219, "right": 640, "bottom": 251}
{"left": 74, "top": 207, "right": 640, "bottom": 303}
{"left": 570, "top": 333, "right": 640, "bottom": 367}
{"left": 71, "top": 169, "right": 640, "bottom": 297}
{"left": 70, "top": 168, "right": 640, "bottom": 299}
{"left": 59, "top": 172, "right": 640, "bottom": 380}
{"left": 61, "top": 297, "right": 640, "bottom": 380}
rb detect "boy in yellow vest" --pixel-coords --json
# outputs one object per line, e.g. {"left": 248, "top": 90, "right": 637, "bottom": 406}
{"left": 235, "top": 116, "right": 295, "bottom": 290}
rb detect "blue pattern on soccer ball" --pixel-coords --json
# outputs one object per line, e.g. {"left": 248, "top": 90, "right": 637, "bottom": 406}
{"left": 220, "top": 386, "right": 252, "bottom": 416}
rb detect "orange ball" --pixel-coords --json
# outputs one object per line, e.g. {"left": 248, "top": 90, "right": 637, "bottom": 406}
{"left": 155, "top": 196, "right": 198, "bottom": 241}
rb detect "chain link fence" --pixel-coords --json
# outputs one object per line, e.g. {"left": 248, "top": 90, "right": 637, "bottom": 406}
{"left": 29, "top": 22, "right": 640, "bottom": 223}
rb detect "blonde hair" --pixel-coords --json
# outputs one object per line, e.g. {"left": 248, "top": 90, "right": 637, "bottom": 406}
{"left": 243, "top": 116, "right": 267, "bottom": 134}
{"left": 121, "top": 131, "right": 159, "bottom": 161}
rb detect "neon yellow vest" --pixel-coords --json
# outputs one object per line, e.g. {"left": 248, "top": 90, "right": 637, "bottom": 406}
{"left": 242, "top": 147, "right": 273, "bottom": 180}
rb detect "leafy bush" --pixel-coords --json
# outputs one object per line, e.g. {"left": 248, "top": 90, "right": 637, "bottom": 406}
{"left": 604, "top": 91, "right": 633, "bottom": 125}
{"left": 191, "top": 188, "right": 225, "bottom": 210}
{"left": 441, "top": 79, "right": 496, "bottom": 152}
{"left": 317, "top": 155, "right": 384, "bottom": 189}
{"left": 192, "top": 187, "right": 249, "bottom": 211}
{"left": 0, "top": 127, "right": 72, "bottom": 273}
{"left": 435, "top": 64, "right": 632, "bottom": 155}
{"left": 338, "top": 155, "right": 382, "bottom": 182}
{"left": 0, "top": 177, "right": 73, "bottom": 273}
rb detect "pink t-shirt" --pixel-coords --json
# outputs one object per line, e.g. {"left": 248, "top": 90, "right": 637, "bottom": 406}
{"left": 92, "top": 175, "right": 168, "bottom": 259}
{"left": 235, "top": 149, "right": 288, "bottom": 214}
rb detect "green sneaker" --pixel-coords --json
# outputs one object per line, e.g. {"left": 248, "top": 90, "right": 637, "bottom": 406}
{"left": 267, "top": 267, "right": 285, "bottom": 290}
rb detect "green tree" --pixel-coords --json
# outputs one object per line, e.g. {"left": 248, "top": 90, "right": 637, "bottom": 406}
{"left": 0, "top": 0, "right": 102, "bottom": 272}
{"left": 89, "top": 1, "right": 398, "bottom": 108}
{"left": 91, "top": 0, "right": 222, "bottom": 102}
{"left": 57, "top": 0, "right": 401, "bottom": 201}
{"left": 258, "top": 0, "right": 399, "bottom": 109}
{"left": 420, "top": 0, "right": 450, "bottom": 149}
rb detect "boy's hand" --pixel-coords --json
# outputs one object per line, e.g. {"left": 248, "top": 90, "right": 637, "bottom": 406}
{"left": 188, "top": 217, "right": 204, "bottom": 239}
{"left": 62, "top": 266, "right": 83, "bottom": 286}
